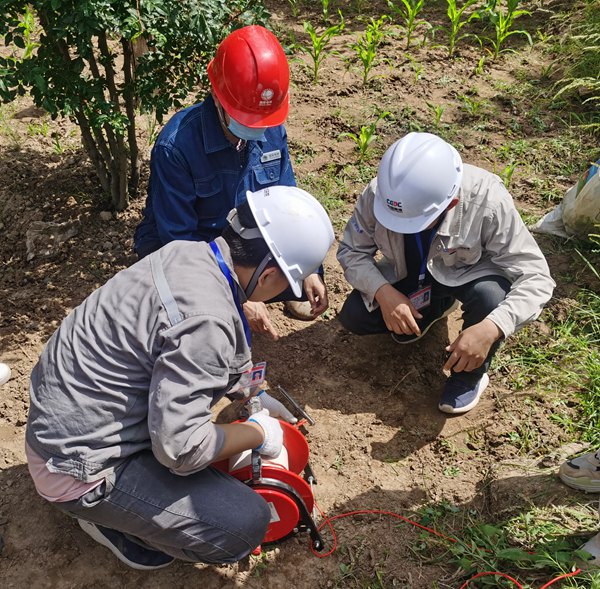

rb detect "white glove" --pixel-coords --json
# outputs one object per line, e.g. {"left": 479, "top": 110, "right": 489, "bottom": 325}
{"left": 255, "top": 390, "right": 297, "bottom": 424}
{"left": 247, "top": 409, "right": 283, "bottom": 458}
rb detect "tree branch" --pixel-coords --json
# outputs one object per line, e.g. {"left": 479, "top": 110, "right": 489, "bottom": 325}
{"left": 122, "top": 38, "right": 140, "bottom": 196}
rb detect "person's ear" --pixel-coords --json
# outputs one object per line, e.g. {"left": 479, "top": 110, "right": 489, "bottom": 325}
{"left": 256, "top": 266, "right": 279, "bottom": 288}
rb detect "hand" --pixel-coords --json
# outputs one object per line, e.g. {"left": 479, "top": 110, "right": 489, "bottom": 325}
{"left": 375, "top": 283, "right": 423, "bottom": 336}
{"left": 242, "top": 301, "right": 279, "bottom": 340}
{"left": 303, "top": 274, "right": 328, "bottom": 318}
{"left": 247, "top": 409, "right": 283, "bottom": 458}
{"left": 444, "top": 319, "right": 503, "bottom": 373}
{"left": 253, "top": 390, "right": 297, "bottom": 424}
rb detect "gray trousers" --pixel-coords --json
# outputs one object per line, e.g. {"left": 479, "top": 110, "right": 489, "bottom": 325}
{"left": 338, "top": 275, "right": 511, "bottom": 381}
{"left": 53, "top": 450, "right": 270, "bottom": 563}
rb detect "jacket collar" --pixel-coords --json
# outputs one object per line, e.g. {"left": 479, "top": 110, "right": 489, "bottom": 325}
{"left": 437, "top": 188, "right": 464, "bottom": 238}
{"left": 201, "top": 94, "right": 235, "bottom": 154}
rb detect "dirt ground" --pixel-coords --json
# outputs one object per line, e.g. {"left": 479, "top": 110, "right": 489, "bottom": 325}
{"left": 0, "top": 1, "right": 597, "bottom": 587}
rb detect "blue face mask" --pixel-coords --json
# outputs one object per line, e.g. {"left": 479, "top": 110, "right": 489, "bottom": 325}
{"left": 227, "top": 116, "right": 267, "bottom": 142}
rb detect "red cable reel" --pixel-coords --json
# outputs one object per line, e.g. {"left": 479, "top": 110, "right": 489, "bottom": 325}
{"left": 212, "top": 420, "right": 324, "bottom": 550}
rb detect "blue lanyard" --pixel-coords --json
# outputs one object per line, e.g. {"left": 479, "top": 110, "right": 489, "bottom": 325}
{"left": 209, "top": 241, "right": 252, "bottom": 347}
{"left": 414, "top": 230, "right": 438, "bottom": 287}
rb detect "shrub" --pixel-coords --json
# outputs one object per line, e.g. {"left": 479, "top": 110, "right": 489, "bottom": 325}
{"left": 0, "top": 0, "right": 268, "bottom": 210}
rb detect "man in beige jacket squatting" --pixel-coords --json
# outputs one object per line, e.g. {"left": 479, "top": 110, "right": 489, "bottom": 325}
{"left": 337, "top": 132, "right": 555, "bottom": 414}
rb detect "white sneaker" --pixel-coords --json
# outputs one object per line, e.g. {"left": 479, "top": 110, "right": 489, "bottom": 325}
{"left": 581, "top": 532, "right": 600, "bottom": 567}
{"left": 284, "top": 300, "right": 314, "bottom": 320}
{"left": 0, "top": 363, "right": 11, "bottom": 386}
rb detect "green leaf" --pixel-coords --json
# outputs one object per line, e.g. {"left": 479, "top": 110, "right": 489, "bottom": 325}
{"left": 497, "top": 548, "right": 535, "bottom": 562}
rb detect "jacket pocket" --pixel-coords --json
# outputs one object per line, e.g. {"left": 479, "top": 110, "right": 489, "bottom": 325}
{"left": 253, "top": 161, "right": 281, "bottom": 186}
{"left": 193, "top": 175, "right": 225, "bottom": 220}
{"left": 454, "top": 245, "right": 482, "bottom": 266}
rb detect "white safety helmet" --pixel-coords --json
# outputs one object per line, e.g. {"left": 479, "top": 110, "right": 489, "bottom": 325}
{"left": 374, "top": 132, "right": 463, "bottom": 234}
{"left": 236, "top": 186, "right": 334, "bottom": 297}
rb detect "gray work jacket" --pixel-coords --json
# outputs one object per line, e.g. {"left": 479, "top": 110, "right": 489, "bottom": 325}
{"left": 26, "top": 238, "right": 252, "bottom": 482}
{"left": 337, "top": 164, "right": 555, "bottom": 338}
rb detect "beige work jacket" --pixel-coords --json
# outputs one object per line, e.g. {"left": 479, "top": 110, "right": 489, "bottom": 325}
{"left": 337, "top": 164, "right": 555, "bottom": 338}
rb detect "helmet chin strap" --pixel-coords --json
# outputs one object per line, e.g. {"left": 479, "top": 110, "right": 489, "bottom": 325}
{"left": 244, "top": 252, "right": 274, "bottom": 300}
{"left": 226, "top": 208, "right": 273, "bottom": 299}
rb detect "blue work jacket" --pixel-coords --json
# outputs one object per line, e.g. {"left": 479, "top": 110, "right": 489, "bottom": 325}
{"left": 134, "top": 94, "right": 296, "bottom": 257}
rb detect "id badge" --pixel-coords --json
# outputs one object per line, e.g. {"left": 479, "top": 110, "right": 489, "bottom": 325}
{"left": 250, "top": 361, "right": 267, "bottom": 387}
{"left": 409, "top": 285, "right": 432, "bottom": 310}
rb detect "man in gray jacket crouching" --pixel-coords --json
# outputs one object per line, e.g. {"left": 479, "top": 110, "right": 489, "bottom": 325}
{"left": 337, "top": 133, "right": 555, "bottom": 415}
{"left": 26, "top": 186, "right": 334, "bottom": 570}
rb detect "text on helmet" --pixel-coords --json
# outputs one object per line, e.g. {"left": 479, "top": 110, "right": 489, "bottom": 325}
{"left": 386, "top": 198, "right": 403, "bottom": 213}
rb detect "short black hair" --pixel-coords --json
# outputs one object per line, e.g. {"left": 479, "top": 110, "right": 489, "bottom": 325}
{"left": 221, "top": 200, "right": 280, "bottom": 270}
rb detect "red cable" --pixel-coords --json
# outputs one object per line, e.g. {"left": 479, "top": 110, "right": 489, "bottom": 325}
{"left": 538, "top": 569, "right": 582, "bottom": 588}
{"left": 308, "top": 505, "right": 582, "bottom": 588}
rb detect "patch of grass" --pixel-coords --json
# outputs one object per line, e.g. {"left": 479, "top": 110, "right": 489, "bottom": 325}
{"left": 553, "top": 0, "right": 600, "bottom": 131}
{"left": 0, "top": 103, "right": 22, "bottom": 149}
{"left": 496, "top": 286, "right": 600, "bottom": 445}
{"left": 301, "top": 163, "right": 349, "bottom": 217}
{"left": 414, "top": 503, "right": 599, "bottom": 588}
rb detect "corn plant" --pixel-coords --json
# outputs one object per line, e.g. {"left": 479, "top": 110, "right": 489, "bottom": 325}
{"left": 406, "top": 54, "right": 425, "bottom": 81}
{"left": 442, "top": 0, "right": 481, "bottom": 58}
{"left": 322, "top": 0, "right": 331, "bottom": 24}
{"left": 350, "top": 16, "right": 387, "bottom": 85}
{"left": 339, "top": 111, "right": 391, "bottom": 162}
{"left": 473, "top": 55, "right": 486, "bottom": 75}
{"left": 386, "top": 0, "right": 430, "bottom": 50}
{"left": 300, "top": 13, "right": 345, "bottom": 83}
{"left": 17, "top": 5, "right": 39, "bottom": 60}
{"left": 481, "top": 0, "right": 532, "bottom": 59}
{"left": 426, "top": 101, "right": 444, "bottom": 130}
{"left": 288, "top": 0, "right": 300, "bottom": 17}
{"left": 499, "top": 161, "right": 517, "bottom": 187}
{"left": 457, "top": 94, "right": 489, "bottom": 118}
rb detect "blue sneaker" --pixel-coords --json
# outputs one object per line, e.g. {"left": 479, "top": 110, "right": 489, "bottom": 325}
{"left": 438, "top": 373, "right": 489, "bottom": 414}
{"left": 78, "top": 519, "right": 174, "bottom": 570}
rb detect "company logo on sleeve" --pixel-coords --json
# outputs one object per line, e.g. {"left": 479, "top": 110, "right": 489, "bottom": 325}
{"left": 350, "top": 217, "right": 363, "bottom": 234}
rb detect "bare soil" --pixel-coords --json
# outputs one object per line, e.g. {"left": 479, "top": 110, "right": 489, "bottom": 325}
{"left": 0, "top": 1, "right": 596, "bottom": 587}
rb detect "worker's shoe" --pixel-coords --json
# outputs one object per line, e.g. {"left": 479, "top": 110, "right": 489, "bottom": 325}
{"left": 559, "top": 450, "right": 600, "bottom": 493}
{"left": 0, "top": 363, "right": 11, "bottom": 386}
{"left": 78, "top": 519, "right": 174, "bottom": 570}
{"left": 582, "top": 533, "right": 600, "bottom": 566}
{"left": 284, "top": 300, "right": 314, "bottom": 320}
{"left": 438, "top": 372, "right": 489, "bottom": 414}
{"left": 391, "top": 298, "right": 459, "bottom": 344}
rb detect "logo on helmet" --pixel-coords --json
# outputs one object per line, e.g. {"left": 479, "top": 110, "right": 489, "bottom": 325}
{"left": 386, "top": 198, "right": 403, "bottom": 213}
{"left": 260, "top": 88, "right": 274, "bottom": 107}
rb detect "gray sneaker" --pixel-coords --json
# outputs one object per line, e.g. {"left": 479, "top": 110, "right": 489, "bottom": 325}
{"left": 559, "top": 450, "right": 600, "bottom": 493}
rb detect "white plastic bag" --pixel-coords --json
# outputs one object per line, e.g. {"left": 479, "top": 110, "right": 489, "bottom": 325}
{"left": 531, "top": 159, "right": 600, "bottom": 240}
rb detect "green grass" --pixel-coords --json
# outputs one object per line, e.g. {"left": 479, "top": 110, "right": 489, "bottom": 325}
{"left": 412, "top": 503, "right": 600, "bottom": 588}
{"left": 495, "top": 285, "right": 600, "bottom": 445}
{"left": 0, "top": 103, "right": 21, "bottom": 149}
{"left": 553, "top": 0, "right": 600, "bottom": 131}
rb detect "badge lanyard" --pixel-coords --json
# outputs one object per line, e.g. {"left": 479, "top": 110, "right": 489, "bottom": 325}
{"left": 414, "top": 229, "right": 438, "bottom": 288}
{"left": 209, "top": 241, "right": 252, "bottom": 347}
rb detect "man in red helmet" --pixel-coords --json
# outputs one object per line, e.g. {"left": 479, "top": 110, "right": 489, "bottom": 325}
{"left": 134, "top": 26, "right": 327, "bottom": 336}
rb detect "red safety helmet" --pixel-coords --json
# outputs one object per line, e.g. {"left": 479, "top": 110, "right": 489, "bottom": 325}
{"left": 207, "top": 25, "right": 290, "bottom": 128}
